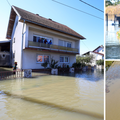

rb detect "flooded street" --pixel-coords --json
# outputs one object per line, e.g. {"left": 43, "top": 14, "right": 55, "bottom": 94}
{"left": 106, "top": 61, "right": 120, "bottom": 120}
{"left": 0, "top": 70, "right": 104, "bottom": 120}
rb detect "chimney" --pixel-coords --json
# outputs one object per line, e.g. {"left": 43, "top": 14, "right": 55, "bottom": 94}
{"left": 36, "top": 14, "right": 39, "bottom": 16}
{"left": 48, "top": 18, "right": 52, "bottom": 21}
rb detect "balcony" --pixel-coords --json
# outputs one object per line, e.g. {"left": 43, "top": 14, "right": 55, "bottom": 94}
{"left": 28, "top": 41, "right": 79, "bottom": 53}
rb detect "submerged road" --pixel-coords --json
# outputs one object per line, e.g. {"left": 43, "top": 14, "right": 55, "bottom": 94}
{"left": 106, "top": 61, "right": 120, "bottom": 92}
{"left": 106, "top": 61, "right": 120, "bottom": 80}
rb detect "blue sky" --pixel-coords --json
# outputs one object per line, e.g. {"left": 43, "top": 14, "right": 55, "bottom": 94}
{"left": 0, "top": 0, "right": 104, "bottom": 55}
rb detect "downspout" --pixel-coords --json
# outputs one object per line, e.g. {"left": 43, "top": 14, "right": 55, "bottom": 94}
{"left": 21, "top": 20, "right": 25, "bottom": 70}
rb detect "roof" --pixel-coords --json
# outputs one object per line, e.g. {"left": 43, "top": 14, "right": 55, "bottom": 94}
{"left": 82, "top": 45, "right": 104, "bottom": 56}
{"left": 105, "top": 4, "right": 120, "bottom": 20}
{"left": 93, "top": 51, "right": 104, "bottom": 56}
{"left": 92, "top": 45, "right": 104, "bottom": 52}
{"left": 82, "top": 51, "right": 91, "bottom": 55}
{"left": 82, "top": 51, "right": 104, "bottom": 56}
{"left": 6, "top": 6, "right": 85, "bottom": 39}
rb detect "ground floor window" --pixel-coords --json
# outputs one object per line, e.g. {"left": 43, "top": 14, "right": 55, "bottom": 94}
{"left": 60, "top": 56, "right": 69, "bottom": 63}
{"left": 37, "top": 55, "right": 49, "bottom": 63}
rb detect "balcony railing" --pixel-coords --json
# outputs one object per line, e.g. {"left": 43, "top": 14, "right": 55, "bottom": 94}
{"left": 28, "top": 41, "right": 79, "bottom": 53}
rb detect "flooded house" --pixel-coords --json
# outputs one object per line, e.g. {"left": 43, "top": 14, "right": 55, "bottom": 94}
{"left": 106, "top": 5, "right": 120, "bottom": 59}
{"left": 82, "top": 45, "right": 104, "bottom": 68}
{"left": 6, "top": 5, "right": 85, "bottom": 70}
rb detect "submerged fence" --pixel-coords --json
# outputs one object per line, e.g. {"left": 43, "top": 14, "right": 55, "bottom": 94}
{"left": 0, "top": 71, "right": 23, "bottom": 80}
{"left": 0, "top": 70, "right": 51, "bottom": 80}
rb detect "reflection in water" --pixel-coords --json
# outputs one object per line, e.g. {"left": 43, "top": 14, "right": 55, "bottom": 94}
{"left": 0, "top": 70, "right": 104, "bottom": 120}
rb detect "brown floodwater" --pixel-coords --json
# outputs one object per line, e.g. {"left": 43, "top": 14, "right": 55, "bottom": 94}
{"left": 106, "top": 78, "right": 120, "bottom": 120}
{"left": 0, "top": 71, "right": 104, "bottom": 120}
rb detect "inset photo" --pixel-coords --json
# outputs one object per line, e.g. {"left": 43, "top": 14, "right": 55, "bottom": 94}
{"left": 106, "top": 61, "right": 120, "bottom": 120}
{"left": 105, "top": 3, "right": 120, "bottom": 59}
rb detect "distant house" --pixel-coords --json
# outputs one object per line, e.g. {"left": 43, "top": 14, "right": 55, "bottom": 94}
{"left": 6, "top": 6, "right": 85, "bottom": 70}
{"left": 82, "top": 45, "right": 104, "bottom": 67}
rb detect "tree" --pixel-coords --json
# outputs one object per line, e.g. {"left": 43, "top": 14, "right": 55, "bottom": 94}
{"left": 76, "top": 54, "right": 94, "bottom": 65}
{"left": 105, "top": 1, "right": 113, "bottom": 6}
{"left": 96, "top": 59, "right": 104, "bottom": 66}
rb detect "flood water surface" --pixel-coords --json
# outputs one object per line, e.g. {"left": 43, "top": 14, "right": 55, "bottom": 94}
{"left": 0, "top": 70, "right": 104, "bottom": 120}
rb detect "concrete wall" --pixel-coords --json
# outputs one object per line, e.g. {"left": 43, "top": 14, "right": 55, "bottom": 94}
{"left": 22, "top": 49, "right": 76, "bottom": 69}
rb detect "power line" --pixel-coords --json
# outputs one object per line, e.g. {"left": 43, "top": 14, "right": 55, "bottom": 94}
{"left": 79, "top": 0, "right": 104, "bottom": 13}
{"left": 81, "top": 41, "right": 90, "bottom": 51}
{"left": 6, "top": 0, "right": 11, "bottom": 7}
{"left": 52, "top": 0, "right": 103, "bottom": 20}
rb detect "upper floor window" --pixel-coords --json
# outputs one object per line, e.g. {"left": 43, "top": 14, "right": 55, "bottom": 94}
{"left": 67, "top": 42, "right": 71, "bottom": 48}
{"left": 59, "top": 40, "right": 72, "bottom": 48}
{"left": 33, "top": 35, "right": 52, "bottom": 44}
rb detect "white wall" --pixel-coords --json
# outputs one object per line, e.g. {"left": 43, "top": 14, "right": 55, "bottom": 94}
{"left": 22, "top": 49, "right": 76, "bottom": 69}
{"left": 90, "top": 52, "right": 103, "bottom": 66}
{"left": 12, "top": 18, "right": 24, "bottom": 69}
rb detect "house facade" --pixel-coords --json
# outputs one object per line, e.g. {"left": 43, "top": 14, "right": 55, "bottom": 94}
{"left": 6, "top": 6, "right": 85, "bottom": 70}
{"left": 83, "top": 45, "right": 104, "bottom": 67}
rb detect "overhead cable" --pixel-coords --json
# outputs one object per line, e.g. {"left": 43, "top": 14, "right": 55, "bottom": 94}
{"left": 52, "top": 0, "right": 103, "bottom": 20}
{"left": 79, "top": 0, "right": 104, "bottom": 13}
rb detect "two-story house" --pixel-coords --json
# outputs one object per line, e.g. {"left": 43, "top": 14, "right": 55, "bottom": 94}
{"left": 6, "top": 6, "right": 85, "bottom": 70}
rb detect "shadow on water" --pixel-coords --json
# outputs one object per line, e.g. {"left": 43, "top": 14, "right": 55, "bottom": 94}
{"left": 58, "top": 69, "right": 104, "bottom": 82}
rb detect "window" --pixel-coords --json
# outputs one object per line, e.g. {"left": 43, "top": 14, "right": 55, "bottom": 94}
{"left": 59, "top": 40, "right": 72, "bottom": 48}
{"left": 37, "top": 55, "right": 49, "bottom": 63}
{"left": 33, "top": 35, "right": 52, "bottom": 44}
{"left": 33, "top": 36, "right": 37, "bottom": 42}
{"left": 60, "top": 56, "right": 69, "bottom": 63}
{"left": 67, "top": 42, "right": 71, "bottom": 48}
{"left": 13, "top": 38, "right": 15, "bottom": 43}
{"left": 37, "top": 55, "right": 43, "bottom": 63}
{"left": 60, "top": 57, "right": 64, "bottom": 62}
{"left": 65, "top": 57, "right": 68, "bottom": 62}
{"left": 44, "top": 55, "right": 49, "bottom": 63}
{"left": 13, "top": 53, "right": 15, "bottom": 58}
{"left": 59, "top": 40, "right": 64, "bottom": 46}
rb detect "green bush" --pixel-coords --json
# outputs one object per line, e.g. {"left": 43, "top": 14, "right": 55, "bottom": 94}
{"left": 50, "top": 58, "right": 58, "bottom": 69}
{"left": 41, "top": 62, "right": 48, "bottom": 69}
{"left": 72, "top": 62, "right": 82, "bottom": 68}
{"left": 96, "top": 59, "right": 104, "bottom": 66}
